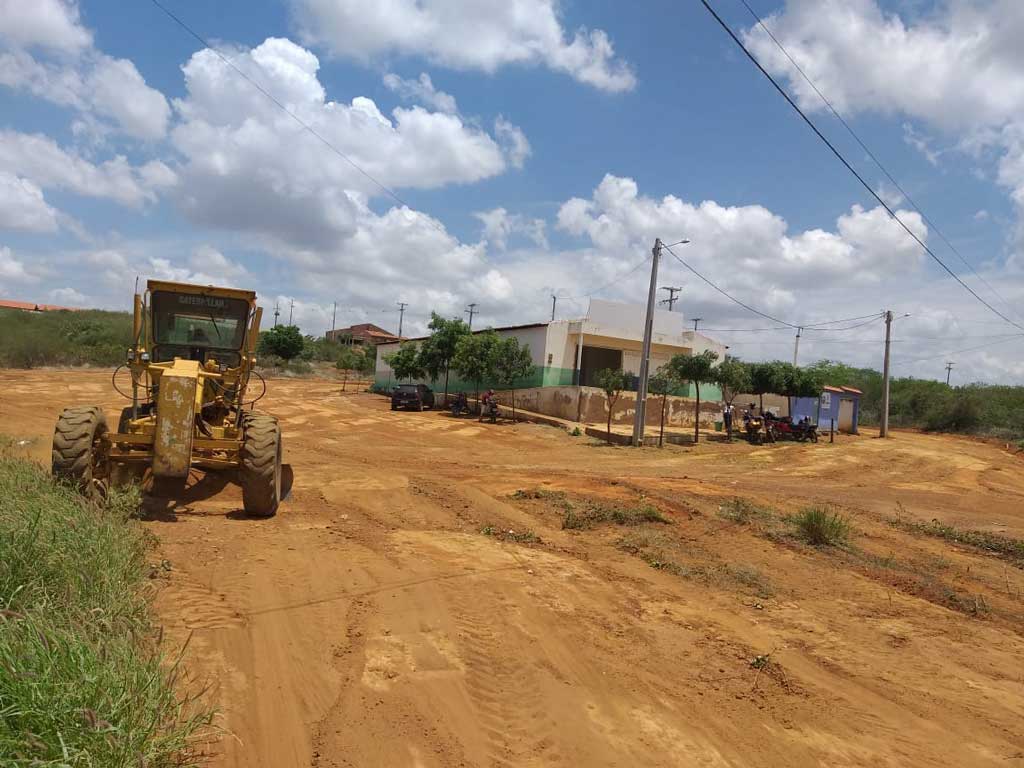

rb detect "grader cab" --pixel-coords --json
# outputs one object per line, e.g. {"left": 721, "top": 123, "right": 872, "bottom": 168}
{"left": 51, "top": 280, "right": 283, "bottom": 516}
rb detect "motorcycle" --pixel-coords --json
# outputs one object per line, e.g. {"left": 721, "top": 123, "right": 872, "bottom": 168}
{"left": 480, "top": 399, "right": 500, "bottom": 424}
{"left": 450, "top": 394, "right": 471, "bottom": 417}
{"left": 745, "top": 415, "right": 767, "bottom": 444}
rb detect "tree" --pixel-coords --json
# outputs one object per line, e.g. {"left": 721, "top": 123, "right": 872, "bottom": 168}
{"left": 667, "top": 350, "right": 719, "bottom": 444}
{"left": 452, "top": 330, "right": 500, "bottom": 410}
{"left": 335, "top": 345, "right": 376, "bottom": 391}
{"left": 714, "top": 356, "right": 752, "bottom": 441}
{"left": 258, "top": 325, "right": 304, "bottom": 360}
{"left": 384, "top": 341, "right": 424, "bottom": 382}
{"left": 493, "top": 337, "right": 535, "bottom": 420}
{"left": 595, "top": 368, "right": 628, "bottom": 444}
{"left": 417, "top": 313, "right": 470, "bottom": 406}
{"left": 648, "top": 368, "right": 676, "bottom": 448}
{"left": 749, "top": 361, "right": 788, "bottom": 414}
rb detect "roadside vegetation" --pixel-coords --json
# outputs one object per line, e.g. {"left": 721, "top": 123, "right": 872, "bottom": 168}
{"left": 808, "top": 359, "right": 1024, "bottom": 440}
{"left": 0, "top": 308, "right": 132, "bottom": 368}
{"left": 0, "top": 450, "right": 210, "bottom": 765}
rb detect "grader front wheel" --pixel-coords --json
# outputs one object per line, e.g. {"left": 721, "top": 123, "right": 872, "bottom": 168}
{"left": 240, "top": 413, "right": 282, "bottom": 517}
{"left": 52, "top": 406, "right": 108, "bottom": 497}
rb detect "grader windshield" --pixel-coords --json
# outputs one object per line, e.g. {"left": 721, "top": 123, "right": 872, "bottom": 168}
{"left": 151, "top": 290, "right": 249, "bottom": 362}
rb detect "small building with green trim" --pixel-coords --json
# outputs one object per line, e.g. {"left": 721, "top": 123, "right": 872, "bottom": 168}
{"left": 373, "top": 299, "right": 727, "bottom": 403}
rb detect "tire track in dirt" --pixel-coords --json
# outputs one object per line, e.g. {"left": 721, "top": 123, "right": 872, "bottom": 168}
{"left": 445, "top": 583, "right": 564, "bottom": 768}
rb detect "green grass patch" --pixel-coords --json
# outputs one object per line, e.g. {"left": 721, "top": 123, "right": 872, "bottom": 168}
{"left": 0, "top": 307, "right": 133, "bottom": 368}
{"left": 889, "top": 513, "right": 1024, "bottom": 567}
{"left": 562, "top": 501, "right": 668, "bottom": 530}
{"left": 790, "top": 506, "right": 853, "bottom": 547}
{"left": 0, "top": 455, "right": 211, "bottom": 765}
{"left": 511, "top": 488, "right": 567, "bottom": 502}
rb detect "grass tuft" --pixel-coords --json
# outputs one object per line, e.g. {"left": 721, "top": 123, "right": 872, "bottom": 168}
{"left": 0, "top": 454, "right": 211, "bottom": 765}
{"left": 889, "top": 511, "right": 1024, "bottom": 567}
{"left": 791, "top": 506, "right": 853, "bottom": 547}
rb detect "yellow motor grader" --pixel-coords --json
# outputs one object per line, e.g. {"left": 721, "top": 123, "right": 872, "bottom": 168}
{"left": 51, "top": 280, "right": 283, "bottom": 516}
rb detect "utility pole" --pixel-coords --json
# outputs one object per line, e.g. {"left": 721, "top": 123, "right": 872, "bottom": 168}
{"left": 793, "top": 326, "right": 803, "bottom": 367}
{"left": 465, "top": 302, "right": 478, "bottom": 330}
{"left": 632, "top": 238, "right": 662, "bottom": 447}
{"left": 659, "top": 286, "right": 682, "bottom": 312}
{"left": 396, "top": 302, "right": 408, "bottom": 339}
{"left": 550, "top": 295, "right": 557, "bottom": 322}
{"left": 691, "top": 317, "right": 703, "bottom": 332}
{"left": 945, "top": 361, "right": 954, "bottom": 386}
{"left": 273, "top": 301, "right": 280, "bottom": 328}
{"left": 880, "top": 310, "right": 893, "bottom": 438}
{"left": 288, "top": 299, "right": 294, "bottom": 325}
{"left": 331, "top": 301, "right": 337, "bottom": 335}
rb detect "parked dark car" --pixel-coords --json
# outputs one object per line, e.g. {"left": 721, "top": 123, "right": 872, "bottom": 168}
{"left": 391, "top": 383, "right": 435, "bottom": 411}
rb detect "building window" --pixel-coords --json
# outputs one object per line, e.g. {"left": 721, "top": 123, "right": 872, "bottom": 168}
{"left": 547, "top": 353, "right": 553, "bottom": 364}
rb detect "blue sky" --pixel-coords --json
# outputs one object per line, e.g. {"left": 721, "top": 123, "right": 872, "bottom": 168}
{"left": 2, "top": 0, "right": 1023, "bottom": 382}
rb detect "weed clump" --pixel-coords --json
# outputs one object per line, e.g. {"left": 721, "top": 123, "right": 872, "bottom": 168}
{"left": 718, "top": 498, "right": 772, "bottom": 525}
{"left": 481, "top": 525, "right": 542, "bottom": 545}
{"left": 792, "top": 506, "right": 852, "bottom": 547}
{"left": 562, "top": 502, "right": 667, "bottom": 530}
{"left": 511, "top": 488, "right": 567, "bottom": 502}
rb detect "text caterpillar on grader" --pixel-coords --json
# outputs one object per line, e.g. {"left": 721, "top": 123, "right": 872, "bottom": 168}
{"left": 52, "top": 280, "right": 283, "bottom": 516}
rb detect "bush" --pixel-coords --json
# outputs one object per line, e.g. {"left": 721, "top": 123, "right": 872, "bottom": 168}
{"left": 923, "top": 391, "right": 983, "bottom": 432}
{"left": 0, "top": 308, "right": 132, "bottom": 368}
{"left": 257, "top": 325, "right": 304, "bottom": 360}
{"left": 792, "top": 506, "right": 852, "bottom": 546}
{"left": 0, "top": 456, "right": 210, "bottom": 764}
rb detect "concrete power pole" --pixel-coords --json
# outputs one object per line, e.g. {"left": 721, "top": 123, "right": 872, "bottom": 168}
{"left": 288, "top": 299, "right": 294, "bottom": 325}
{"left": 550, "top": 295, "right": 557, "bottom": 322}
{"left": 396, "top": 302, "right": 408, "bottom": 339}
{"left": 793, "top": 326, "right": 803, "bottom": 367}
{"left": 273, "top": 302, "right": 280, "bottom": 328}
{"left": 331, "top": 302, "right": 337, "bottom": 335}
{"left": 659, "top": 286, "right": 682, "bottom": 312}
{"left": 632, "top": 238, "right": 663, "bottom": 447}
{"left": 880, "top": 310, "right": 893, "bottom": 438}
{"left": 465, "top": 303, "right": 478, "bottom": 330}
{"left": 691, "top": 317, "right": 703, "bottom": 332}
{"left": 945, "top": 361, "right": 954, "bottom": 386}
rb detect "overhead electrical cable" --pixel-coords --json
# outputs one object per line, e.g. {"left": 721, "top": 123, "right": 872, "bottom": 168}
{"left": 737, "top": 0, "right": 1023, "bottom": 326}
{"left": 699, "top": 0, "right": 1024, "bottom": 333}
{"left": 557, "top": 252, "right": 654, "bottom": 300}
{"left": 147, "top": 0, "right": 451, "bottom": 239}
{"left": 892, "top": 334, "right": 1024, "bottom": 365}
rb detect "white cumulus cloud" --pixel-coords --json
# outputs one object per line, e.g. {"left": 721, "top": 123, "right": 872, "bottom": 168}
{"left": 0, "top": 172, "right": 59, "bottom": 232}
{"left": 291, "top": 0, "right": 636, "bottom": 92}
{"left": 383, "top": 72, "right": 457, "bottom": 114}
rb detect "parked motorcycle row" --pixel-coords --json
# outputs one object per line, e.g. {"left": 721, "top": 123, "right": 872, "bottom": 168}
{"left": 743, "top": 408, "right": 819, "bottom": 444}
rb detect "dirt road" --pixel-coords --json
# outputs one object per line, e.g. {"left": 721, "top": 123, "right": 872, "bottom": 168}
{"left": 4, "top": 369, "right": 1024, "bottom": 767}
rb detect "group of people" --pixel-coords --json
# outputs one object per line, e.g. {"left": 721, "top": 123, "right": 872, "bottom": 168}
{"left": 450, "top": 389, "right": 497, "bottom": 421}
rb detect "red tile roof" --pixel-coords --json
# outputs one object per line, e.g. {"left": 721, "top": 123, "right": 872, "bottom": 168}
{"left": 0, "top": 299, "right": 77, "bottom": 312}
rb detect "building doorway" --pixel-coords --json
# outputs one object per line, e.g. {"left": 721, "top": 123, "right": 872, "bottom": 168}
{"left": 578, "top": 346, "right": 622, "bottom": 387}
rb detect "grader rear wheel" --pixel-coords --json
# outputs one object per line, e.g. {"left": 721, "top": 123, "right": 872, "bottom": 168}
{"left": 240, "top": 413, "right": 282, "bottom": 517}
{"left": 52, "top": 406, "right": 108, "bottom": 497}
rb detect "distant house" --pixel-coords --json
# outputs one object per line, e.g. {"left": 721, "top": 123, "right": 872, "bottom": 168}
{"left": 792, "top": 386, "right": 862, "bottom": 434}
{"left": 0, "top": 299, "right": 77, "bottom": 312}
{"left": 326, "top": 322, "right": 400, "bottom": 347}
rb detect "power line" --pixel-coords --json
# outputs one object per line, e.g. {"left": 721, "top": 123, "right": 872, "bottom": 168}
{"left": 737, "top": 0, "right": 1023, "bottom": 326}
{"left": 662, "top": 243, "right": 799, "bottom": 327}
{"left": 556, "top": 252, "right": 653, "bottom": 301}
{"left": 146, "top": 0, "right": 447, "bottom": 237}
{"left": 699, "top": 0, "right": 1024, "bottom": 333}
{"left": 892, "top": 334, "right": 1024, "bottom": 365}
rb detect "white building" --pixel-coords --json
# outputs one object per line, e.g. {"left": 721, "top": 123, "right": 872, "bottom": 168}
{"left": 374, "top": 299, "right": 727, "bottom": 400}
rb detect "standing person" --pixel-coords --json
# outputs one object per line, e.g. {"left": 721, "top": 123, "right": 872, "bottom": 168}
{"left": 478, "top": 388, "right": 495, "bottom": 421}
{"left": 722, "top": 402, "right": 733, "bottom": 439}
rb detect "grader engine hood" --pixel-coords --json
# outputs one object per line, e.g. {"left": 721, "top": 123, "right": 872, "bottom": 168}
{"left": 152, "top": 359, "right": 201, "bottom": 478}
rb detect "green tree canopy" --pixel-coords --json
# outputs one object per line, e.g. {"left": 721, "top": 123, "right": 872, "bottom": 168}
{"left": 258, "top": 325, "right": 304, "bottom": 360}
{"left": 385, "top": 341, "right": 424, "bottom": 381}
{"left": 452, "top": 330, "right": 501, "bottom": 397}
{"left": 418, "top": 312, "right": 471, "bottom": 402}
{"left": 666, "top": 350, "right": 719, "bottom": 444}
{"left": 595, "top": 368, "right": 629, "bottom": 443}
{"left": 493, "top": 336, "right": 535, "bottom": 418}
{"left": 714, "top": 356, "right": 752, "bottom": 406}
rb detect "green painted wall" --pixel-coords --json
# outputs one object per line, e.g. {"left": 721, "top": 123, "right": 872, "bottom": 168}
{"left": 376, "top": 365, "right": 723, "bottom": 401}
